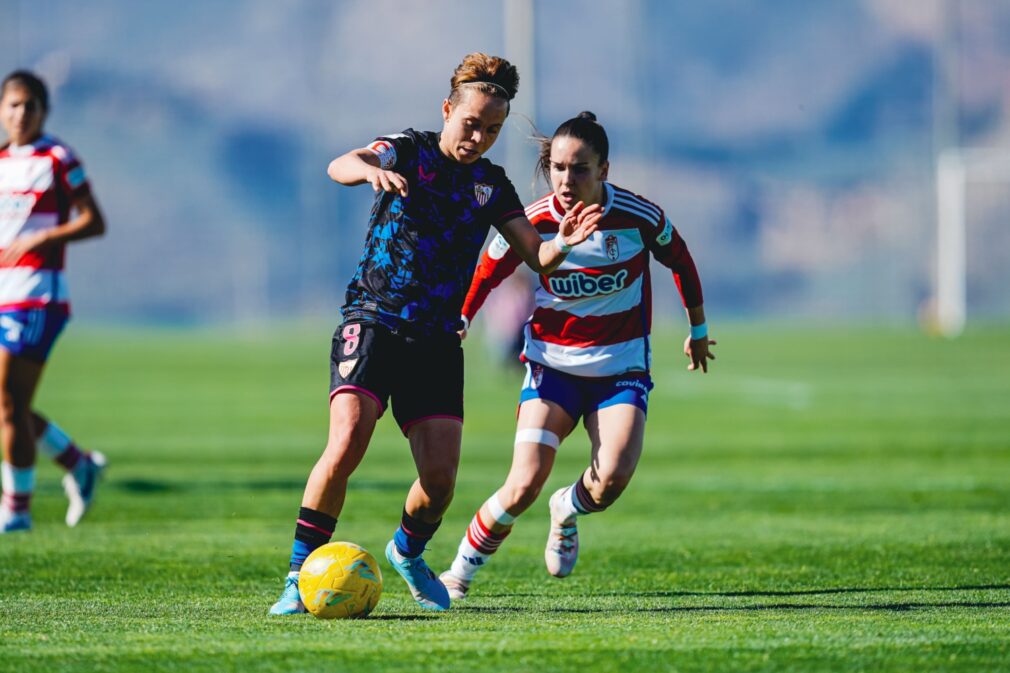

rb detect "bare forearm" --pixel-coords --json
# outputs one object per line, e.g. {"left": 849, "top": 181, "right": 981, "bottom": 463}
{"left": 686, "top": 304, "right": 706, "bottom": 327}
{"left": 45, "top": 213, "right": 103, "bottom": 245}
{"left": 45, "top": 202, "right": 105, "bottom": 245}
{"left": 535, "top": 238, "right": 567, "bottom": 274}
{"left": 327, "top": 150, "right": 379, "bottom": 186}
{"left": 501, "top": 218, "right": 565, "bottom": 274}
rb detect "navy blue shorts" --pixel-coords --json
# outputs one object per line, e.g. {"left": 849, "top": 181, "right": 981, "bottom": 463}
{"left": 518, "top": 361, "right": 653, "bottom": 424}
{"left": 329, "top": 320, "right": 464, "bottom": 435}
{"left": 0, "top": 306, "right": 69, "bottom": 363}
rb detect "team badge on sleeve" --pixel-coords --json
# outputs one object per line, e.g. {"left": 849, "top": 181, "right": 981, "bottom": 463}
{"left": 605, "top": 234, "right": 620, "bottom": 261}
{"left": 66, "top": 166, "right": 87, "bottom": 190}
{"left": 473, "top": 183, "right": 494, "bottom": 207}
{"left": 656, "top": 218, "right": 674, "bottom": 246}
{"left": 367, "top": 139, "right": 398, "bottom": 170}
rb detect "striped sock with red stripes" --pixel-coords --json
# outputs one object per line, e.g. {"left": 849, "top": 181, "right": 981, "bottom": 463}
{"left": 449, "top": 491, "right": 515, "bottom": 581}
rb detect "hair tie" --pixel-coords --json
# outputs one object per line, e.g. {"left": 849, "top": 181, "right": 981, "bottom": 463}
{"left": 457, "top": 80, "right": 511, "bottom": 98}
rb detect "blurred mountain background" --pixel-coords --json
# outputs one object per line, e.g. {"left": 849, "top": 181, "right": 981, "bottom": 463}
{"left": 1, "top": 0, "right": 1007, "bottom": 326}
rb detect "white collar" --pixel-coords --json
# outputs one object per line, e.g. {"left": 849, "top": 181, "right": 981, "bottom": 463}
{"left": 6, "top": 135, "right": 47, "bottom": 157}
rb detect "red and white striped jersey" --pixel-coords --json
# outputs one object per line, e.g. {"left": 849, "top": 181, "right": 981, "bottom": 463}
{"left": 0, "top": 134, "right": 90, "bottom": 311}
{"left": 463, "top": 182, "right": 703, "bottom": 377}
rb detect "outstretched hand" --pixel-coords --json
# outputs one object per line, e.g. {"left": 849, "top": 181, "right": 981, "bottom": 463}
{"left": 684, "top": 335, "right": 716, "bottom": 373}
{"left": 365, "top": 166, "right": 408, "bottom": 197}
{"left": 559, "top": 201, "right": 602, "bottom": 247}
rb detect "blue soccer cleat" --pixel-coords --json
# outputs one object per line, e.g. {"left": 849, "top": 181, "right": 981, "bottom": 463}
{"left": 268, "top": 573, "right": 306, "bottom": 615}
{"left": 63, "top": 450, "right": 106, "bottom": 527}
{"left": 385, "top": 540, "right": 450, "bottom": 611}
{"left": 0, "top": 508, "right": 31, "bottom": 534}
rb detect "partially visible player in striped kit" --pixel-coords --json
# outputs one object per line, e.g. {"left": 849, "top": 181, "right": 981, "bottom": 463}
{"left": 0, "top": 71, "right": 107, "bottom": 534}
{"left": 441, "top": 112, "right": 715, "bottom": 598}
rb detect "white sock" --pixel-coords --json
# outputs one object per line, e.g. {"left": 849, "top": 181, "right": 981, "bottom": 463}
{"left": 1, "top": 462, "right": 35, "bottom": 513}
{"left": 450, "top": 491, "right": 515, "bottom": 581}
{"left": 551, "top": 484, "right": 581, "bottom": 521}
{"left": 389, "top": 544, "right": 408, "bottom": 564}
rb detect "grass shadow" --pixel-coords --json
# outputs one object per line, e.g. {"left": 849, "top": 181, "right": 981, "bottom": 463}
{"left": 456, "top": 600, "right": 1010, "bottom": 615}
{"left": 607, "top": 583, "right": 1010, "bottom": 598}
{"left": 480, "top": 583, "right": 1010, "bottom": 599}
{"left": 113, "top": 478, "right": 404, "bottom": 494}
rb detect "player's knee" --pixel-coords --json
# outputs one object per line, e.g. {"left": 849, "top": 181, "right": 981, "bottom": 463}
{"left": 0, "top": 390, "right": 27, "bottom": 427}
{"left": 316, "top": 452, "right": 349, "bottom": 483}
{"left": 319, "top": 438, "right": 365, "bottom": 481}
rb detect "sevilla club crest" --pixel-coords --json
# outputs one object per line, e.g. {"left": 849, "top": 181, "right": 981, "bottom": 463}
{"left": 474, "top": 183, "right": 494, "bottom": 207}
{"left": 338, "top": 359, "right": 358, "bottom": 379}
{"left": 605, "top": 234, "right": 620, "bottom": 261}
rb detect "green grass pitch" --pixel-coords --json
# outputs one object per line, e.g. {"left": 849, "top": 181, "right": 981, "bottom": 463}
{"left": 1, "top": 324, "right": 1009, "bottom": 672}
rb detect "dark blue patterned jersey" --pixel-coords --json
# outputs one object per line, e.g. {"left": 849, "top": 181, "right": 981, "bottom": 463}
{"left": 341, "top": 129, "right": 525, "bottom": 337}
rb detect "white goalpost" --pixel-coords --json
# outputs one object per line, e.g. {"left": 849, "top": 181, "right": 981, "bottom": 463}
{"left": 934, "top": 148, "right": 1010, "bottom": 338}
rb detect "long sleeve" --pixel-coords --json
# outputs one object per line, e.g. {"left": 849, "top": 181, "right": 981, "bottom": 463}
{"left": 646, "top": 216, "right": 703, "bottom": 308}
{"left": 462, "top": 233, "right": 524, "bottom": 322}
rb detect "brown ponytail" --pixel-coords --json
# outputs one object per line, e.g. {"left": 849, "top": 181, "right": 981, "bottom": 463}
{"left": 447, "top": 53, "right": 519, "bottom": 111}
{"left": 536, "top": 111, "right": 609, "bottom": 185}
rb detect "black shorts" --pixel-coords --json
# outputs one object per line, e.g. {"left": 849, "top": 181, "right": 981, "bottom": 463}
{"left": 329, "top": 320, "right": 464, "bottom": 434}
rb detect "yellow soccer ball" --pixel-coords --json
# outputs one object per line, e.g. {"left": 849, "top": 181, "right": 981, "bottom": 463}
{"left": 299, "top": 541, "right": 383, "bottom": 619}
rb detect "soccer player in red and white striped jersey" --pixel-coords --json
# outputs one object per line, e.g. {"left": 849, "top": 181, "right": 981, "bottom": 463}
{"left": 0, "top": 71, "right": 107, "bottom": 534}
{"left": 441, "top": 112, "right": 715, "bottom": 597}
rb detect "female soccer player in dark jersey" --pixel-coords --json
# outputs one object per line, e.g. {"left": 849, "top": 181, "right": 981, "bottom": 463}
{"left": 0, "top": 71, "right": 107, "bottom": 534}
{"left": 438, "top": 112, "right": 715, "bottom": 599}
{"left": 270, "top": 54, "right": 601, "bottom": 614}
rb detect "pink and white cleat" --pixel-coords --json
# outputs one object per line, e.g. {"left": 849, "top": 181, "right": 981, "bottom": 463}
{"left": 545, "top": 488, "right": 579, "bottom": 578}
{"left": 438, "top": 570, "right": 470, "bottom": 601}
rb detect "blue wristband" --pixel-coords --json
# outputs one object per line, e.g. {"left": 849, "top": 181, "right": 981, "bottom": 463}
{"left": 690, "top": 322, "right": 708, "bottom": 340}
